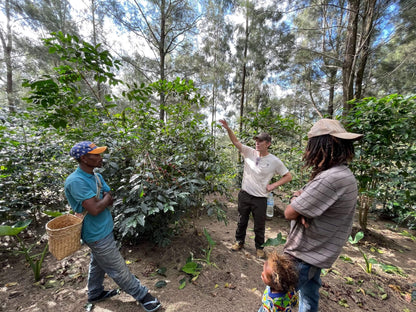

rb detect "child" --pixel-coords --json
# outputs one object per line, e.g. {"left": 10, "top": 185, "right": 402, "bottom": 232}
{"left": 258, "top": 251, "right": 298, "bottom": 312}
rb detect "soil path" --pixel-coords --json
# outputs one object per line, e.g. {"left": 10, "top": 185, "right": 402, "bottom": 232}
{"left": 1, "top": 196, "right": 415, "bottom": 312}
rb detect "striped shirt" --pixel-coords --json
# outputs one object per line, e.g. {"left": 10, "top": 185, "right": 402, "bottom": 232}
{"left": 284, "top": 165, "right": 358, "bottom": 268}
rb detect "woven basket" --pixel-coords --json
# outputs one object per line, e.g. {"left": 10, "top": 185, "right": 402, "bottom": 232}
{"left": 46, "top": 214, "right": 83, "bottom": 260}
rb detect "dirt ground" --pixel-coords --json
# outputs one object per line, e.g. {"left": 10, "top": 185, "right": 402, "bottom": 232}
{"left": 1, "top": 194, "right": 415, "bottom": 312}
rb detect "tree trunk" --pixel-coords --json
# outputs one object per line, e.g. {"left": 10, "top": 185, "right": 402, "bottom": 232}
{"left": 239, "top": 7, "right": 249, "bottom": 135}
{"left": 1, "top": 0, "right": 16, "bottom": 113}
{"left": 355, "top": 0, "right": 377, "bottom": 99}
{"left": 342, "top": 0, "right": 360, "bottom": 117}
{"left": 328, "top": 72, "right": 335, "bottom": 118}
{"left": 159, "top": 0, "right": 166, "bottom": 121}
{"left": 91, "top": 0, "right": 104, "bottom": 103}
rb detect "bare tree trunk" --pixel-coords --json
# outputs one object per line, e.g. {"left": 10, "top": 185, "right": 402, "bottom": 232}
{"left": 159, "top": 0, "right": 167, "bottom": 121}
{"left": 91, "top": 0, "right": 104, "bottom": 103}
{"left": 342, "top": 0, "right": 360, "bottom": 117}
{"left": 239, "top": 8, "right": 249, "bottom": 135}
{"left": 211, "top": 36, "right": 218, "bottom": 144}
{"left": 322, "top": 1, "right": 345, "bottom": 118}
{"left": 1, "top": 0, "right": 16, "bottom": 113}
{"left": 328, "top": 71, "right": 336, "bottom": 117}
{"left": 355, "top": 0, "right": 377, "bottom": 99}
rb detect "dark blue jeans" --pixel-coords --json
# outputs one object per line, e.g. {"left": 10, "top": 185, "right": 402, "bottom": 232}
{"left": 296, "top": 260, "right": 322, "bottom": 312}
{"left": 236, "top": 190, "right": 267, "bottom": 249}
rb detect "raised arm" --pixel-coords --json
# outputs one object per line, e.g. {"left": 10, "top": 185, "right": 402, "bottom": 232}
{"left": 219, "top": 119, "right": 243, "bottom": 151}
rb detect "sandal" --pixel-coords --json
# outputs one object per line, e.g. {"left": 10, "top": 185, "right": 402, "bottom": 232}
{"left": 140, "top": 292, "right": 161, "bottom": 312}
{"left": 88, "top": 289, "right": 120, "bottom": 303}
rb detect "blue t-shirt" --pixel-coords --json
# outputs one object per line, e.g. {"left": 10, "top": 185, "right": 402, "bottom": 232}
{"left": 64, "top": 167, "right": 113, "bottom": 243}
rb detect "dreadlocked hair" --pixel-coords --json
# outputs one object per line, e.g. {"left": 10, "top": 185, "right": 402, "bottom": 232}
{"left": 303, "top": 135, "right": 355, "bottom": 180}
{"left": 266, "top": 251, "right": 298, "bottom": 293}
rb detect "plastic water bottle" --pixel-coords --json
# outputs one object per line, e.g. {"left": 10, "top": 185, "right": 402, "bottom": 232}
{"left": 266, "top": 192, "right": 274, "bottom": 219}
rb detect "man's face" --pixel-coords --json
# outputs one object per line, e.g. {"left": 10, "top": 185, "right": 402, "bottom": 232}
{"left": 81, "top": 153, "right": 103, "bottom": 168}
{"left": 255, "top": 139, "right": 270, "bottom": 152}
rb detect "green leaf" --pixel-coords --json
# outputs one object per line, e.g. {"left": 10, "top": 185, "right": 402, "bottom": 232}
{"left": 181, "top": 261, "right": 201, "bottom": 276}
{"left": 155, "top": 280, "right": 167, "bottom": 288}
{"left": 179, "top": 278, "right": 187, "bottom": 289}
{"left": 339, "top": 255, "right": 353, "bottom": 263}
{"left": 0, "top": 220, "right": 32, "bottom": 236}
{"left": 262, "top": 232, "right": 286, "bottom": 247}
{"left": 156, "top": 267, "right": 167, "bottom": 276}
{"left": 349, "top": 231, "right": 364, "bottom": 244}
{"left": 43, "top": 211, "right": 64, "bottom": 217}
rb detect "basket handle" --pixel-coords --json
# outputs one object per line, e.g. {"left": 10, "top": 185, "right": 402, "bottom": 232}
{"left": 74, "top": 173, "right": 102, "bottom": 220}
{"left": 94, "top": 172, "right": 102, "bottom": 199}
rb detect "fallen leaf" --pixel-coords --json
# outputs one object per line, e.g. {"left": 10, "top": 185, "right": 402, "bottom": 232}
{"left": 224, "top": 283, "right": 236, "bottom": 289}
{"left": 403, "top": 292, "right": 412, "bottom": 303}
{"left": 388, "top": 284, "right": 401, "bottom": 293}
{"left": 5, "top": 282, "right": 18, "bottom": 287}
{"left": 155, "top": 280, "right": 167, "bottom": 288}
{"left": 338, "top": 298, "right": 349, "bottom": 308}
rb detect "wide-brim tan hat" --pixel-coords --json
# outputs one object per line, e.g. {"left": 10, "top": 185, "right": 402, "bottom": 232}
{"left": 308, "top": 118, "right": 363, "bottom": 140}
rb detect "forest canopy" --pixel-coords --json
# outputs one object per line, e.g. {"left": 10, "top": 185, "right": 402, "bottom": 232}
{"left": 0, "top": 0, "right": 415, "bottom": 244}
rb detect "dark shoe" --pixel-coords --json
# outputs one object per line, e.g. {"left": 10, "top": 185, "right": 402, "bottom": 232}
{"left": 140, "top": 292, "right": 161, "bottom": 312}
{"left": 88, "top": 289, "right": 120, "bottom": 303}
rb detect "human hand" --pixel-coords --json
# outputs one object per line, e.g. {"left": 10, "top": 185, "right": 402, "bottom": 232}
{"left": 104, "top": 192, "right": 114, "bottom": 206}
{"left": 218, "top": 119, "right": 228, "bottom": 129}
{"left": 266, "top": 184, "right": 274, "bottom": 192}
{"left": 289, "top": 190, "right": 302, "bottom": 202}
{"left": 75, "top": 212, "right": 85, "bottom": 220}
{"left": 301, "top": 216, "right": 310, "bottom": 228}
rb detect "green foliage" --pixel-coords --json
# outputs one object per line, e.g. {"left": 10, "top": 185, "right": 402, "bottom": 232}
{"left": 181, "top": 260, "right": 202, "bottom": 280}
{"left": 348, "top": 231, "right": 374, "bottom": 274}
{"left": 180, "top": 228, "right": 217, "bottom": 288}
{"left": 0, "top": 220, "right": 48, "bottom": 281}
{"left": 189, "top": 228, "right": 217, "bottom": 266}
{"left": 262, "top": 232, "right": 286, "bottom": 247}
{"left": 347, "top": 231, "right": 406, "bottom": 276}
{"left": 346, "top": 94, "right": 416, "bottom": 230}
{"left": 11, "top": 33, "right": 230, "bottom": 247}
{"left": 0, "top": 113, "right": 70, "bottom": 221}
{"left": 104, "top": 79, "right": 228, "bottom": 246}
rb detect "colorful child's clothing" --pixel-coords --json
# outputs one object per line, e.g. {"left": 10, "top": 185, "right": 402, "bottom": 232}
{"left": 258, "top": 286, "right": 298, "bottom": 312}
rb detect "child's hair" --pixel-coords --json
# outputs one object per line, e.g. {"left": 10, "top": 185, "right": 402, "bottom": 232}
{"left": 266, "top": 251, "right": 298, "bottom": 293}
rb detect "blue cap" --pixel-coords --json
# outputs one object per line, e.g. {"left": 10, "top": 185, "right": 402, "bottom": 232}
{"left": 70, "top": 141, "right": 107, "bottom": 159}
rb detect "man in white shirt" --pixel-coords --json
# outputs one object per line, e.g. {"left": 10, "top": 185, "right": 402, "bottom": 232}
{"left": 219, "top": 119, "right": 292, "bottom": 258}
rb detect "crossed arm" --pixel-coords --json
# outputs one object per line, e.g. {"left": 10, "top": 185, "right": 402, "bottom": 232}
{"left": 82, "top": 192, "right": 114, "bottom": 216}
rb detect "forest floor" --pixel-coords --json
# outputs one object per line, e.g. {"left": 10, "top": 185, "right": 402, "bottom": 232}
{"left": 1, "top": 192, "right": 416, "bottom": 312}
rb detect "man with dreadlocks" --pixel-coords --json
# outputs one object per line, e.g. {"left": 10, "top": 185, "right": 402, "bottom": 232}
{"left": 283, "top": 118, "right": 363, "bottom": 312}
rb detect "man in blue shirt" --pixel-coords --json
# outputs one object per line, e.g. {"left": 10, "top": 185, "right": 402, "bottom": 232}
{"left": 65, "top": 141, "right": 161, "bottom": 312}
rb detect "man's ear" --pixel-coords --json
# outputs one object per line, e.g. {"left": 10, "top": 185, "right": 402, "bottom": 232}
{"left": 79, "top": 154, "right": 87, "bottom": 163}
